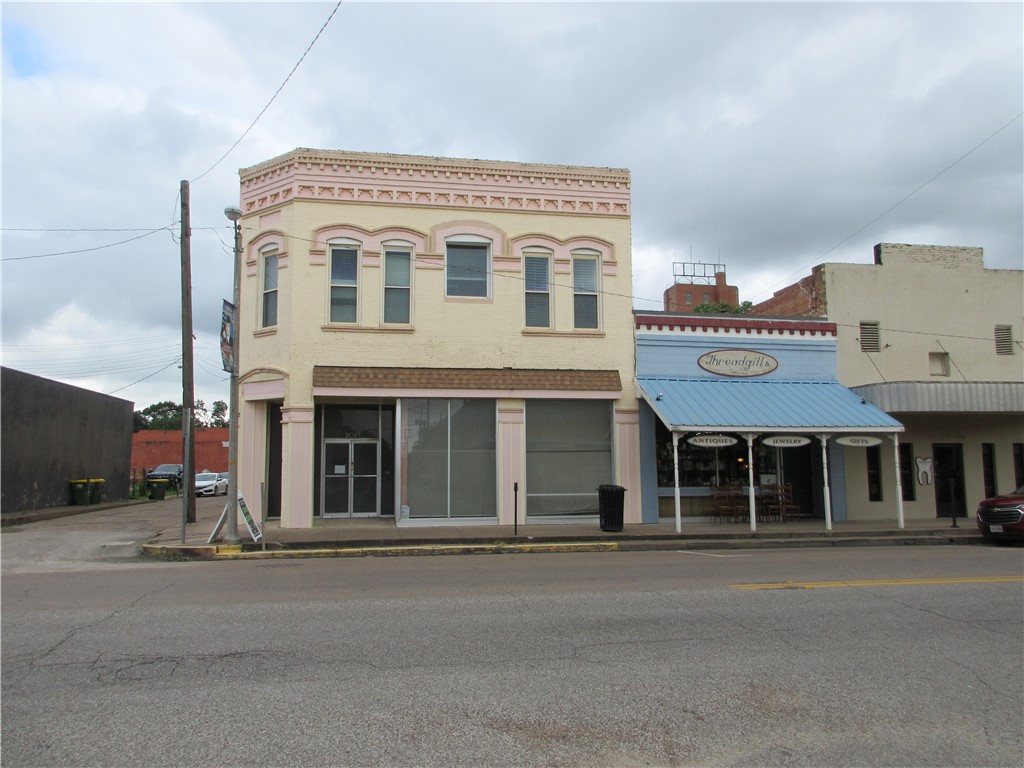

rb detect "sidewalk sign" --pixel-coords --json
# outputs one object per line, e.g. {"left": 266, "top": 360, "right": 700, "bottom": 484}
{"left": 207, "top": 492, "right": 263, "bottom": 544}
{"left": 238, "top": 495, "right": 263, "bottom": 542}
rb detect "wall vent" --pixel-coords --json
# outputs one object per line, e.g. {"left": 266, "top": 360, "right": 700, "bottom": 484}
{"left": 859, "top": 321, "right": 881, "bottom": 352}
{"left": 995, "top": 325, "right": 1014, "bottom": 355}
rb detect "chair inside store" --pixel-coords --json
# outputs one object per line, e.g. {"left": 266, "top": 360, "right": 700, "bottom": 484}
{"left": 712, "top": 485, "right": 746, "bottom": 523}
{"left": 762, "top": 483, "right": 800, "bottom": 522}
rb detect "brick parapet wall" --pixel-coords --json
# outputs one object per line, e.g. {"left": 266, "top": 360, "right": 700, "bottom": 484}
{"left": 874, "top": 242, "right": 983, "bottom": 268}
{"left": 748, "top": 265, "right": 826, "bottom": 317}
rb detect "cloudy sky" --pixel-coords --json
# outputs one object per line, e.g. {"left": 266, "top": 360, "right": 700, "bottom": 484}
{"left": 2, "top": 1, "right": 1021, "bottom": 412}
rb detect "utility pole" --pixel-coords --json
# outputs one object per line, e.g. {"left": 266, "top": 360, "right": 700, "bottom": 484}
{"left": 180, "top": 180, "right": 196, "bottom": 531}
{"left": 223, "top": 206, "right": 243, "bottom": 545}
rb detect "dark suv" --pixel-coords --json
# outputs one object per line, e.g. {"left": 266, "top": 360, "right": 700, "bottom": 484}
{"left": 147, "top": 463, "right": 184, "bottom": 490}
{"left": 976, "top": 484, "right": 1024, "bottom": 543}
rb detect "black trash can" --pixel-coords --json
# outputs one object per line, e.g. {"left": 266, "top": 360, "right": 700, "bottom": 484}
{"left": 88, "top": 479, "right": 105, "bottom": 504}
{"left": 70, "top": 480, "right": 89, "bottom": 505}
{"left": 598, "top": 484, "right": 626, "bottom": 532}
{"left": 149, "top": 479, "right": 168, "bottom": 500}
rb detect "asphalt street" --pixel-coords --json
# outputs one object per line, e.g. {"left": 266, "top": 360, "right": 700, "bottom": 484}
{"left": 2, "top": 530, "right": 1022, "bottom": 768}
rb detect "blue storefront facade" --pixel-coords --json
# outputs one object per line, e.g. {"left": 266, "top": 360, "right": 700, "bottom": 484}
{"left": 634, "top": 313, "right": 905, "bottom": 531}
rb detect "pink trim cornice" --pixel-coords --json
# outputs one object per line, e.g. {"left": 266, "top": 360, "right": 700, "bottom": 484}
{"left": 310, "top": 224, "right": 429, "bottom": 253}
{"left": 510, "top": 234, "right": 615, "bottom": 264}
{"left": 247, "top": 231, "right": 287, "bottom": 266}
{"left": 431, "top": 221, "right": 507, "bottom": 257}
{"left": 239, "top": 149, "right": 630, "bottom": 218}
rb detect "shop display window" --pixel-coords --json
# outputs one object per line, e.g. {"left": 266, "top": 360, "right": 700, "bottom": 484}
{"left": 654, "top": 420, "right": 778, "bottom": 489}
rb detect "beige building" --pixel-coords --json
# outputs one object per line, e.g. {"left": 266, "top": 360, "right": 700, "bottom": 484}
{"left": 752, "top": 243, "right": 1024, "bottom": 522}
{"left": 232, "top": 149, "right": 640, "bottom": 528}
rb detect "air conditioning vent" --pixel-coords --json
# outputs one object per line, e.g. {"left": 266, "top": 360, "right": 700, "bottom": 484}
{"left": 859, "top": 321, "right": 881, "bottom": 353}
{"left": 995, "top": 325, "right": 1014, "bottom": 355}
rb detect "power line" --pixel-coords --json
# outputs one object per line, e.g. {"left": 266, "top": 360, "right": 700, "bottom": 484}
{"left": 106, "top": 359, "right": 183, "bottom": 395}
{"left": 748, "top": 111, "right": 1024, "bottom": 302}
{"left": 2, "top": 333, "right": 182, "bottom": 350}
{"left": 190, "top": 0, "right": 343, "bottom": 184}
{"left": 1, "top": 227, "right": 172, "bottom": 262}
{"left": 1, "top": 227, "right": 172, "bottom": 232}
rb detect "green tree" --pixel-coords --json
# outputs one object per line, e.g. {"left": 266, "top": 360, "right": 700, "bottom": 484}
{"left": 693, "top": 300, "right": 753, "bottom": 315}
{"left": 209, "top": 400, "right": 228, "bottom": 428}
{"left": 134, "top": 401, "right": 183, "bottom": 431}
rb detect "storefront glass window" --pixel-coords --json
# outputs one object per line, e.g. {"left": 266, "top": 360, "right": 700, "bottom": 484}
{"left": 526, "top": 400, "right": 612, "bottom": 516}
{"left": 404, "top": 398, "right": 496, "bottom": 518}
{"left": 653, "top": 420, "right": 780, "bottom": 488}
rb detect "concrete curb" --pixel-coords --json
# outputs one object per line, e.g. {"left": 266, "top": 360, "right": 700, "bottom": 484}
{"left": 139, "top": 530, "right": 982, "bottom": 561}
{"left": 140, "top": 540, "right": 620, "bottom": 560}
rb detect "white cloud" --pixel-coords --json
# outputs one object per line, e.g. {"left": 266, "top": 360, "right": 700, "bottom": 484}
{"left": 2, "top": 1, "right": 1021, "bottom": 408}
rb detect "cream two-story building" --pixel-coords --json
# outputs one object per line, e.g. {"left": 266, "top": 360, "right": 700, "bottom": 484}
{"left": 752, "top": 243, "right": 1023, "bottom": 522}
{"left": 232, "top": 149, "right": 640, "bottom": 528}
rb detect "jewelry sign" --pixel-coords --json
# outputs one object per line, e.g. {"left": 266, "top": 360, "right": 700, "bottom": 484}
{"left": 698, "top": 349, "right": 778, "bottom": 377}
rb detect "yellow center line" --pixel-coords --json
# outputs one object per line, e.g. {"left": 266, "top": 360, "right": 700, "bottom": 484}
{"left": 731, "top": 576, "right": 1024, "bottom": 590}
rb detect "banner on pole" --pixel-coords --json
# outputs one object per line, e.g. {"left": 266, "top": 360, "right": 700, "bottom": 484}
{"left": 220, "top": 300, "right": 235, "bottom": 373}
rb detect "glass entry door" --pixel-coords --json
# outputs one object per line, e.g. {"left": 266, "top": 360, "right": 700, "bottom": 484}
{"left": 322, "top": 439, "right": 379, "bottom": 518}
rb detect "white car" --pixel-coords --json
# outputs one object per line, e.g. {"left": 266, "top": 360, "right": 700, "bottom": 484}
{"left": 195, "top": 472, "right": 228, "bottom": 496}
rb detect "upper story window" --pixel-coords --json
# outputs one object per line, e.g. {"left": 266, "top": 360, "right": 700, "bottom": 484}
{"left": 859, "top": 321, "right": 880, "bottom": 352}
{"left": 572, "top": 251, "right": 600, "bottom": 329}
{"left": 523, "top": 249, "right": 551, "bottom": 328}
{"left": 260, "top": 246, "right": 279, "bottom": 328}
{"left": 995, "top": 324, "right": 1014, "bottom": 355}
{"left": 446, "top": 236, "right": 490, "bottom": 298}
{"left": 329, "top": 240, "right": 360, "bottom": 323}
{"left": 383, "top": 243, "right": 412, "bottom": 324}
{"left": 929, "top": 352, "right": 951, "bottom": 377}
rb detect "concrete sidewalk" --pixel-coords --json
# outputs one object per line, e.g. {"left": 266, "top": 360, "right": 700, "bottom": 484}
{"left": 12, "top": 493, "right": 983, "bottom": 560}
{"left": 3, "top": 494, "right": 985, "bottom": 561}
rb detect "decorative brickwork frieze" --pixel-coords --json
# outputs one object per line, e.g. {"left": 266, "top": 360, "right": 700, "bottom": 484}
{"left": 240, "top": 149, "right": 630, "bottom": 218}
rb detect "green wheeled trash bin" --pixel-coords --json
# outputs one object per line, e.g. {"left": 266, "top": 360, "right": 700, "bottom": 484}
{"left": 70, "top": 480, "right": 90, "bottom": 505}
{"left": 149, "top": 479, "right": 168, "bottom": 500}
{"left": 88, "top": 479, "right": 105, "bottom": 504}
{"left": 598, "top": 484, "right": 626, "bottom": 532}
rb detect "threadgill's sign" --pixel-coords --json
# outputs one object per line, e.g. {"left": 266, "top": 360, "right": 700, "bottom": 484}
{"left": 698, "top": 350, "right": 778, "bottom": 378}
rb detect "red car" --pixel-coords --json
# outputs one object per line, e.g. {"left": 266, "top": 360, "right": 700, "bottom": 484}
{"left": 976, "top": 484, "right": 1024, "bottom": 542}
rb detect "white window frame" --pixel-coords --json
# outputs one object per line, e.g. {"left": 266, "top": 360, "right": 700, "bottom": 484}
{"left": 929, "top": 351, "right": 951, "bottom": 377}
{"left": 523, "top": 248, "right": 552, "bottom": 328}
{"left": 260, "top": 245, "right": 279, "bottom": 329}
{"left": 328, "top": 238, "right": 361, "bottom": 324}
{"left": 382, "top": 240, "right": 414, "bottom": 325}
{"left": 445, "top": 235, "right": 491, "bottom": 299}
{"left": 571, "top": 250, "right": 601, "bottom": 330}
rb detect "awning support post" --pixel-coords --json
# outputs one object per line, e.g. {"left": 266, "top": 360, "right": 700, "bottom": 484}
{"left": 672, "top": 432, "right": 682, "bottom": 534}
{"left": 820, "top": 433, "right": 833, "bottom": 531}
{"left": 891, "top": 433, "right": 905, "bottom": 529}
{"left": 743, "top": 433, "right": 757, "bottom": 532}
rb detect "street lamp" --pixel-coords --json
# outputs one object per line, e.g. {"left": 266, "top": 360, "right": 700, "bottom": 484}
{"left": 223, "top": 206, "right": 243, "bottom": 545}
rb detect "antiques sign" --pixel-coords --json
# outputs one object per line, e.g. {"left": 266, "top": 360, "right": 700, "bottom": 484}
{"left": 698, "top": 349, "right": 778, "bottom": 378}
{"left": 687, "top": 434, "right": 738, "bottom": 448}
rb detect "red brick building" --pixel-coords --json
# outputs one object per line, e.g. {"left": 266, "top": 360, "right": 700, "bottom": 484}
{"left": 131, "top": 429, "right": 228, "bottom": 476}
{"left": 663, "top": 265, "right": 739, "bottom": 313}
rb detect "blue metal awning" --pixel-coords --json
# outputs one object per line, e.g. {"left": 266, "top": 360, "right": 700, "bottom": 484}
{"left": 637, "top": 377, "right": 903, "bottom": 433}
